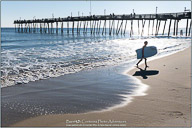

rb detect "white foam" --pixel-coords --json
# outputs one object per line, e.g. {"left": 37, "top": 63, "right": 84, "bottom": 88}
{"left": 1, "top": 38, "right": 191, "bottom": 87}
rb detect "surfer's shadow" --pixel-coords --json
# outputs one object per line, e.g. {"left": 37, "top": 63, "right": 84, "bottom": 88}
{"left": 133, "top": 67, "right": 159, "bottom": 79}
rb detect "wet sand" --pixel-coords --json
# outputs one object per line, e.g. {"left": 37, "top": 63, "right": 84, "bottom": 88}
{"left": 2, "top": 61, "right": 138, "bottom": 126}
{"left": 3, "top": 47, "right": 191, "bottom": 127}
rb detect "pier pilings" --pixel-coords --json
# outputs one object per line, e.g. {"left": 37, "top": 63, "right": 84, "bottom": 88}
{"left": 14, "top": 12, "right": 191, "bottom": 37}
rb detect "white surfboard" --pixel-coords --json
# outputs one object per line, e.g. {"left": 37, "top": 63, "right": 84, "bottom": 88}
{"left": 136, "top": 46, "right": 157, "bottom": 59}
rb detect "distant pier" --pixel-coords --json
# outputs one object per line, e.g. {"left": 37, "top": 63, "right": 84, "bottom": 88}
{"left": 14, "top": 12, "right": 191, "bottom": 37}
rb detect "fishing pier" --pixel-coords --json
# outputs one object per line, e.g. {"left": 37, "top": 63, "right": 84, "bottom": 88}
{"left": 14, "top": 12, "right": 191, "bottom": 37}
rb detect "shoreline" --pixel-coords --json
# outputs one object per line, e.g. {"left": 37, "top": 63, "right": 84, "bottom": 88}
{"left": 10, "top": 47, "right": 191, "bottom": 127}
{"left": 2, "top": 58, "right": 140, "bottom": 126}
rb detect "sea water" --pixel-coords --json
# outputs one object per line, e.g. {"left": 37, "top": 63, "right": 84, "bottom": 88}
{"left": 1, "top": 28, "right": 191, "bottom": 125}
{"left": 1, "top": 28, "right": 191, "bottom": 87}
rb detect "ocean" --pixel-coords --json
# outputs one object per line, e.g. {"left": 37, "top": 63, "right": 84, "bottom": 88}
{"left": 1, "top": 28, "right": 191, "bottom": 87}
{"left": 1, "top": 27, "right": 191, "bottom": 125}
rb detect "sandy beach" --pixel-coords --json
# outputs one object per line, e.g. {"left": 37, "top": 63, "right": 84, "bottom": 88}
{"left": 9, "top": 47, "right": 191, "bottom": 127}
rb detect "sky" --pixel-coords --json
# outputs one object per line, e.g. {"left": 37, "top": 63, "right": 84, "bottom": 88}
{"left": 1, "top": 1, "right": 191, "bottom": 27}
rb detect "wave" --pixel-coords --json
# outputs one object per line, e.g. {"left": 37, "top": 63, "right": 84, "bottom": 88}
{"left": 1, "top": 37, "right": 191, "bottom": 87}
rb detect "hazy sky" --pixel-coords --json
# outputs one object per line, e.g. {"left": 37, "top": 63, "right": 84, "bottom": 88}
{"left": 1, "top": 1, "right": 191, "bottom": 27}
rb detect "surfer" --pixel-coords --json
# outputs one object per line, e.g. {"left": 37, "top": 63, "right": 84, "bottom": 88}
{"left": 136, "top": 41, "right": 149, "bottom": 67}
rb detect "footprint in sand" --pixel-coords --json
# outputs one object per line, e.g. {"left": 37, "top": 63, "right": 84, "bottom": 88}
{"left": 168, "top": 111, "right": 183, "bottom": 117}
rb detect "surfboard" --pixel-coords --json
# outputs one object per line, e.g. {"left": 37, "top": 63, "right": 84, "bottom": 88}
{"left": 136, "top": 46, "right": 157, "bottom": 59}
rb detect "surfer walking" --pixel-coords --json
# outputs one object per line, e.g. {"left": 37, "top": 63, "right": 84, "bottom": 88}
{"left": 136, "top": 41, "right": 149, "bottom": 67}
